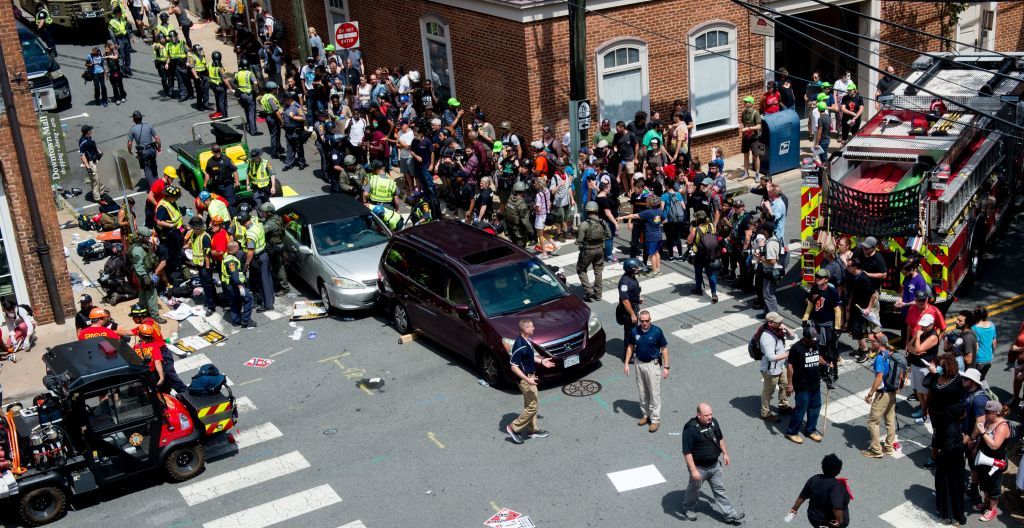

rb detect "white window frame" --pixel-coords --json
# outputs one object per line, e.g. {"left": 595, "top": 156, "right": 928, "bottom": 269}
{"left": 323, "top": 0, "right": 349, "bottom": 27}
{"left": 594, "top": 38, "right": 650, "bottom": 125}
{"left": 420, "top": 14, "right": 456, "bottom": 99}
{"left": 688, "top": 22, "right": 738, "bottom": 138}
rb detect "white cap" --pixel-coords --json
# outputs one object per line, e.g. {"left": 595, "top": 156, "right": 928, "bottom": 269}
{"left": 597, "top": 139, "right": 609, "bottom": 148}
{"left": 633, "top": 172, "right": 645, "bottom": 180}
{"left": 918, "top": 314, "right": 935, "bottom": 327}
{"left": 531, "top": 140, "right": 544, "bottom": 149}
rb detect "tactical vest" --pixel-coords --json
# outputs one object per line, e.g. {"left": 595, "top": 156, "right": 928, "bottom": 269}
{"left": 190, "top": 231, "right": 210, "bottom": 266}
{"left": 264, "top": 217, "right": 284, "bottom": 245}
{"left": 248, "top": 160, "right": 270, "bottom": 189}
{"left": 133, "top": 243, "right": 157, "bottom": 272}
{"left": 578, "top": 218, "right": 609, "bottom": 249}
{"left": 231, "top": 218, "right": 247, "bottom": 243}
{"left": 221, "top": 253, "right": 244, "bottom": 284}
{"left": 235, "top": 71, "right": 253, "bottom": 93}
{"left": 381, "top": 209, "right": 401, "bottom": 230}
{"left": 155, "top": 23, "right": 173, "bottom": 38}
{"left": 193, "top": 55, "right": 208, "bottom": 75}
{"left": 368, "top": 173, "right": 396, "bottom": 204}
{"left": 39, "top": 9, "right": 52, "bottom": 25}
{"left": 246, "top": 222, "right": 266, "bottom": 253}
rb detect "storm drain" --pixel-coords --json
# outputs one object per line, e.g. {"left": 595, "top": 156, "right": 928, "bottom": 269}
{"left": 562, "top": 379, "right": 602, "bottom": 397}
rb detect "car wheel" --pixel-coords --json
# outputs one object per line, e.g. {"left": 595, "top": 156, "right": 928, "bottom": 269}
{"left": 392, "top": 302, "right": 411, "bottom": 334}
{"left": 165, "top": 443, "right": 205, "bottom": 482}
{"left": 179, "top": 164, "right": 198, "bottom": 197}
{"left": 476, "top": 348, "right": 503, "bottom": 388}
{"left": 318, "top": 281, "right": 332, "bottom": 311}
{"left": 18, "top": 486, "right": 67, "bottom": 526}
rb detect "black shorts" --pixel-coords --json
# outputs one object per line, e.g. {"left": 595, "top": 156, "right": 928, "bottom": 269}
{"left": 847, "top": 310, "right": 879, "bottom": 340}
{"left": 741, "top": 135, "right": 758, "bottom": 154}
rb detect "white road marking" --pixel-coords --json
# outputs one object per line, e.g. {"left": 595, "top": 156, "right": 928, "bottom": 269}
{"left": 180, "top": 451, "right": 310, "bottom": 506}
{"left": 338, "top": 522, "right": 367, "bottom": 528}
{"left": 672, "top": 312, "right": 759, "bottom": 344}
{"left": 878, "top": 500, "right": 942, "bottom": 528}
{"left": 59, "top": 112, "right": 90, "bottom": 121}
{"left": 262, "top": 309, "right": 285, "bottom": 321}
{"left": 606, "top": 464, "right": 667, "bottom": 493}
{"left": 825, "top": 389, "right": 908, "bottom": 424}
{"left": 202, "top": 484, "right": 341, "bottom": 528}
{"left": 234, "top": 396, "right": 256, "bottom": 414}
{"left": 646, "top": 289, "right": 735, "bottom": 324}
{"left": 600, "top": 272, "right": 693, "bottom": 303}
{"left": 173, "top": 353, "right": 212, "bottom": 373}
{"left": 544, "top": 248, "right": 582, "bottom": 268}
{"left": 566, "top": 265, "right": 624, "bottom": 286}
{"left": 714, "top": 345, "right": 753, "bottom": 367}
{"left": 205, "top": 422, "right": 283, "bottom": 459}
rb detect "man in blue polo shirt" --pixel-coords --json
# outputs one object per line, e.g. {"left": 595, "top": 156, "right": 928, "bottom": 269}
{"left": 624, "top": 310, "right": 670, "bottom": 432}
{"left": 505, "top": 318, "right": 555, "bottom": 444}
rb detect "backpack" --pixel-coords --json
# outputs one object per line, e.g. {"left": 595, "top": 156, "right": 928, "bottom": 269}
{"left": 882, "top": 352, "right": 908, "bottom": 392}
{"left": 17, "top": 304, "right": 34, "bottom": 318}
{"left": 666, "top": 193, "right": 686, "bottom": 223}
{"left": 967, "top": 387, "right": 1000, "bottom": 408}
{"left": 730, "top": 211, "right": 753, "bottom": 243}
{"left": 188, "top": 364, "right": 227, "bottom": 396}
{"left": 748, "top": 323, "right": 770, "bottom": 361}
{"left": 696, "top": 225, "right": 720, "bottom": 264}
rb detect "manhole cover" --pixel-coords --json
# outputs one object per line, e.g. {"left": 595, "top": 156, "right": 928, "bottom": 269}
{"left": 562, "top": 379, "right": 602, "bottom": 397}
{"left": 679, "top": 323, "right": 693, "bottom": 329}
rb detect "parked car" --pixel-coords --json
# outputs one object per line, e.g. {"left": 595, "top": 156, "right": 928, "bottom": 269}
{"left": 272, "top": 194, "right": 390, "bottom": 311}
{"left": 378, "top": 220, "right": 606, "bottom": 387}
{"left": 17, "top": 21, "right": 71, "bottom": 111}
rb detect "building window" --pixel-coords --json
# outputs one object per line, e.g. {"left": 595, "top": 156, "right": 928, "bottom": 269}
{"left": 688, "top": 23, "right": 738, "bottom": 134}
{"left": 595, "top": 39, "right": 649, "bottom": 126}
{"left": 421, "top": 15, "right": 455, "bottom": 102}
{"left": 324, "top": 0, "right": 349, "bottom": 33}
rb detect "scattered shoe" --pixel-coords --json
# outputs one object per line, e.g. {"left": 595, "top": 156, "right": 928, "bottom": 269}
{"left": 908, "top": 393, "right": 918, "bottom": 401}
{"left": 855, "top": 354, "right": 868, "bottom": 363}
{"left": 638, "top": 416, "right": 649, "bottom": 426}
{"left": 861, "top": 449, "right": 883, "bottom": 459}
{"left": 785, "top": 434, "right": 804, "bottom": 444}
{"left": 914, "top": 416, "right": 928, "bottom": 425}
{"left": 205, "top": 308, "right": 215, "bottom": 317}
{"left": 153, "top": 316, "right": 168, "bottom": 324}
{"left": 725, "top": 512, "right": 745, "bottom": 525}
{"left": 979, "top": 508, "right": 999, "bottom": 522}
{"left": 506, "top": 424, "right": 523, "bottom": 444}
{"left": 527, "top": 429, "right": 549, "bottom": 439}
{"left": 761, "top": 414, "right": 780, "bottom": 423}
{"left": 242, "top": 321, "right": 258, "bottom": 328}
{"left": 256, "top": 306, "right": 267, "bottom": 313}
{"left": 648, "top": 422, "right": 660, "bottom": 433}
{"left": 806, "top": 431, "right": 823, "bottom": 442}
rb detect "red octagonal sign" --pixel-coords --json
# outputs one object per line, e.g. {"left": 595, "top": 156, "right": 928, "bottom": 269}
{"left": 334, "top": 21, "right": 360, "bottom": 49}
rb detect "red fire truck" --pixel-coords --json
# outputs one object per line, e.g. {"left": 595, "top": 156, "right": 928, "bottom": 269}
{"left": 800, "top": 52, "right": 1024, "bottom": 317}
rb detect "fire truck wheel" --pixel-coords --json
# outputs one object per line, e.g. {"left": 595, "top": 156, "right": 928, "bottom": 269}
{"left": 165, "top": 443, "right": 206, "bottom": 482}
{"left": 18, "top": 486, "right": 67, "bottom": 526}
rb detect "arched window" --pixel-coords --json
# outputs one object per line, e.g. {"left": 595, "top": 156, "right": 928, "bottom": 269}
{"left": 421, "top": 15, "right": 455, "bottom": 102}
{"left": 595, "top": 39, "right": 649, "bottom": 126}
{"left": 689, "top": 23, "right": 738, "bottom": 134}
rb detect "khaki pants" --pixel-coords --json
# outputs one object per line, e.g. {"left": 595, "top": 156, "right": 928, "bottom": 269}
{"left": 86, "top": 160, "right": 106, "bottom": 200}
{"left": 636, "top": 360, "right": 662, "bottom": 423}
{"left": 511, "top": 378, "right": 539, "bottom": 433}
{"left": 760, "top": 371, "right": 790, "bottom": 417}
{"left": 867, "top": 391, "right": 897, "bottom": 454}
{"left": 576, "top": 247, "right": 605, "bottom": 298}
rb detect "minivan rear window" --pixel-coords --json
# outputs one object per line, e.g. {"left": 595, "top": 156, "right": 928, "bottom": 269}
{"left": 461, "top": 246, "right": 515, "bottom": 265}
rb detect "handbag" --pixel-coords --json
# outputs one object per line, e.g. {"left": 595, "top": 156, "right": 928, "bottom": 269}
{"left": 82, "top": 69, "right": 94, "bottom": 82}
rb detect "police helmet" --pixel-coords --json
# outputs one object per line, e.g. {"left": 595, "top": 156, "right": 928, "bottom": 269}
{"left": 331, "top": 133, "right": 344, "bottom": 145}
{"left": 157, "top": 33, "right": 167, "bottom": 41}
{"left": 371, "top": 205, "right": 385, "bottom": 216}
{"left": 259, "top": 202, "right": 276, "bottom": 213}
{"left": 323, "top": 120, "right": 336, "bottom": 131}
{"left": 238, "top": 58, "right": 249, "bottom": 68}
{"left": 211, "top": 51, "right": 222, "bottom": 62}
{"left": 238, "top": 202, "right": 252, "bottom": 215}
{"left": 264, "top": 81, "right": 278, "bottom": 91}
{"left": 164, "top": 186, "right": 182, "bottom": 199}
{"left": 585, "top": 201, "right": 599, "bottom": 213}
{"left": 199, "top": 190, "right": 211, "bottom": 202}
{"left": 159, "top": 12, "right": 169, "bottom": 19}
{"left": 622, "top": 258, "right": 643, "bottom": 274}
{"left": 368, "top": 160, "right": 384, "bottom": 171}
{"left": 129, "top": 303, "right": 148, "bottom": 318}
{"left": 169, "top": 29, "right": 178, "bottom": 38}
{"left": 513, "top": 181, "right": 528, "bottom": 192}
{"left": 236, "top": 211, "right": 251, "bottom": 223}
{"left": 192, "top": 44, "right": 203, "bottom": 53}
{"left": 343, "top": 155, "right": 357, "bottom": 166}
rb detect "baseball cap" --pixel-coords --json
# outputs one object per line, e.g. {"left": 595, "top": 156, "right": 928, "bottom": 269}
{"left": 79, "top": 293, "right": 93, "bottom": 304}
{"left": 873, "top": 334, "right": 889, "bottom": 347}
{"left": 743, "top": 96, "right": 755, "bottom": 103}
{"left": 860, "top": 236, "right": 878, "bottom": 249}
{"left": 132, "top": 110, "right": 143, "bottom": 118}
{"left": 137, "top": 226, "right": 153, "bottom": 238}
{"left": 81, "top": 124, "right": 93, "bottom": 134}
{"left": 601, "top": 119, "right": 610, "bottom": 126}
{"left": 597, "top": 139, "right": 609, "bottom": 148}
{"left": 817, "top": 93, "right": 829, "bottom": 102}
{"left": 251, "top": 148, "right": 263, "bottom": 157}
{"left": 985, "top": 400, "right": 1003, "bottom": 413}
{"left": 914, "top": 289, "right": 929, "bottom": 301}
{"left": 803, "top": 326, "right": 819, "bottom": 342}
{"left": 766, "top": 311, "right": 784, "bottom": 323}
{"left": 817, "top": 101, "right": 827, "bottom": 111}
{"left": 814, "top": 269, "right": 830, "bottom": 279}
{"left": 848, "top": 83, "right": 858, "bottom": 90}
{"left": 531, "top": 140, "right": 543, "bottom": 150}
{"left": 821, "top": 81, "right": 832, "bottom": 88}
{"left": 542, "top": 125, "right": 552, "bottom": 133}
{"left": 492, "top": 141, "right": 504, "bottom": 153}
{"left": 701, "top": 177, "right": 714, "bottom": 186}
{"left": 918, "top": 314, "right": 935, "bottom": 327}
{"left": 447, "top": 97, "right": 460, "bottom": 107}
{"left": 633, "top": 172, "right": 645, "bottom": 180}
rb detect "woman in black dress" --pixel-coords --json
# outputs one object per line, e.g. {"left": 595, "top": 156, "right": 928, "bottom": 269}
{"left": 927, "top": 354, "right": 967, "bottom": 525}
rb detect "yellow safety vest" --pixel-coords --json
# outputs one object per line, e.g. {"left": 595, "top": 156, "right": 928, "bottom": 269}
{"left": 368, "top": 173, "right": 396, "bottom": 204}
{"left": 155, "top": 23, "right": 173, "bottom": 38}
{"left": 259, "top": 93, "right": 278, "bottom": 115}
{"left": 248, "top": 160, "right": 271, "bottom": 189}
{"left": 221, "top": 253, "right": 244, "bottom": 284}
{"left": 189, "top": 231, "right": 210, "bottom": 266}
{"left": 235, "top": 71, "right": 253, "bottom": 93}
{"left": 207, "top": 198, "right": 229, "bottom": 223}
{"left": 231, "top": 218, "right": 247, "bottom": 243}
{"left": 157, "top": 200, "right": 182, "bottom": 229}
{"left": 168, "top": 41, "right": 187, "bottom": 60}
{"left": 109, "top": 16, "right": 128, "bottom": 37}
{"left": 381, "top": 209, "right": 402, "bottom": 230}
{"left": 153, "top": 42, "right": 168, "bottom": 62}
{"left": 209, "top": 65, "right": 223, "bottom": 85}
{"left": 246, "top": 222, "right": 266, "bottom": 253}
{"left": 193, "top": 55, "right": 208, "bottom": 75}
{"left": 39, "top": 9, "right": 52, "bottom": 25}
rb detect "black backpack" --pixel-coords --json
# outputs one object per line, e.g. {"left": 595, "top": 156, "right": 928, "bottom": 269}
{"left": 188, "top": 364, "right": 227, "bottom": 396}
{"left": 696, "top": 225, "right": 720, "bottom": 264}
{"left": 748, "top": 323, "right": 770, "bottom": 361}
{"left": 882, "top": 352, "right": 908, "bottom": 392}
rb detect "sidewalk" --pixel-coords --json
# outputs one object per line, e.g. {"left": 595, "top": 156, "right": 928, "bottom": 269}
{"left": 0, "top": 204, "right": 180, "bottom": 406}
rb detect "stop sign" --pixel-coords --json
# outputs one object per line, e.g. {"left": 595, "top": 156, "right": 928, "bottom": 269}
{"left": 334, "top": 21, "right": 360, "bottom": 49}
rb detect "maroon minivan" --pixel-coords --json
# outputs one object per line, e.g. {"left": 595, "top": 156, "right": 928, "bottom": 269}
{"left": 378, "top": 221, "right": 606, "bottom": 387}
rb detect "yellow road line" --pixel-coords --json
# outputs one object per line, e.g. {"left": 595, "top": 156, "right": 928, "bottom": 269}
{"left": 358, "top": 383, "right": 374, "bottom": 396}
{"left": 237, "top": 378, "right": 263, "bottom": 386}
{"left": 318, "top": 354, "right": 345, "bottom": 363}
{"left": 490, "top": 501, "right": 500, "bottom": 512}
{"left": 281, "top": 185, "right": 298, "bottom": 197}
{"left": 989, "top": 297, "right": 1024, "bottom": 318}
{"left": 945, "top": 292, "right": 1024, "bottom": 324}
{"left": 270, "top": 347, "right": 293, "bottom": 357}
{"left": 426, "top": 432, "right": 445, "bottom": 448}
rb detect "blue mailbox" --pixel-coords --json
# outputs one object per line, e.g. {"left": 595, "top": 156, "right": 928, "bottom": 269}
{"left": 758, "top": 108, "right": 801, "bottom": 176}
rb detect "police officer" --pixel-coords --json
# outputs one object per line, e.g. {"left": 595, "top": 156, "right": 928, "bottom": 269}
{"left": 577, "top": 201, "right": 611, "bottom": 302}
{"left": 313, "top": 111, "right": 333, "bottom": 179}
{"left": 222, "top": 240, "right": 255, "bottom": 328}
{"left": 107, "top": 6, "right": 133, "bottom": 76}
{"left": 505, "top": 181, "right": 532, "bottom": 248}
{"left": 127, "top": 111, "right": 161, "bottom": 188}
{"left": 617, "top": 258, "right": 643, "bottom": 347}
{"left": 259, "top": 202, "right": 290, "bottom": 294}
{"left": 281, "top": 92, "right": 307, "bottom": 170}
{"left": 164, "top": 30, "right": 187, "bottom": 99}
{"left": 406, "top": 192, "right": 433, "bottom": 225}
{"left": 241, "top": 212, "right": 273, "bottom": 312}
{"left": 152, "top": 32, "right": 172, "bottom": 96}
{"left": 364, "top": 160, "right": 399, "bottom": 209}
{"left": 154, "top": 185, "right": 185, "bottom": 276}
{"left": 204, "top": 144, "right": 239, "bottom": 213}
{"left": 258, "top": 82, "right": 283, "bottom": 159}
{"left": 234, "top": 59, "right": 260, "bottom": 135}
{"left": 78, "top": 125, "right": 106, "bottom": 201}
{"left": 34, "top": 2, "right": 55, "bottom": 53}
{"left": 207, "top": 51, "right": 233, "bottom": 119}
{"left": 338, "top": 154, "right": 367, "bottom": 198}
{"left": 246, "top": 149, "right": 276, "bottom": 206}
{"left": 326, "top": 136, "right": 346, "bottom": 193}
{"left": 174, "top": 37, "right": 194, "bottom": 102}
{"left": 153, "top": 11, "right": 174, "bottom": 41}
{"left": 130, "top": 227, "right": 166, "bottom": 323}
{"left": 372, "top": 204, "right": 404, "bottom": 231}
{"left": 188, "top": 44, "right": 211, "bottom": 110}
{"left": 184, "top": 216, "right": 217, "bottom": 316}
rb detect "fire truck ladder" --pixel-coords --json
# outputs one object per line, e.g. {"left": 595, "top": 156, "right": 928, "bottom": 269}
{"left": 929, "top": 131, "right": 1006, "bottom": 237}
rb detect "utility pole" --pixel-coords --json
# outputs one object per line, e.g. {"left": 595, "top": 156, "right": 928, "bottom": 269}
{"left": 568, "top": 0, "right": 588, "bottom": 210}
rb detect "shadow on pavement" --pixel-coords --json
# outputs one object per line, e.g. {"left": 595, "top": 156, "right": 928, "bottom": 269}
{"left": 612, "top": 399, "right": 643, "bottom": 419}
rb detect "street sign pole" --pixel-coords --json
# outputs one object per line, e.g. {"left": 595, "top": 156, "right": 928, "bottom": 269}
{"left": 568, "top": 0, "right": 587, "bottom": 211}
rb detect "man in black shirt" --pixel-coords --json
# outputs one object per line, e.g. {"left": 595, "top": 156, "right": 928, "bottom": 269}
{"left": 875, "top": 65, "right": 899, "bottom": 111}
{"left": 845, "top": 258, "right": 880, "bottom": 362}
{"left": 777, "top": 67, "right": 796, "bottom": 110}
{"left": 617, "top": 258, "right": 643, "bottom": 348}
{"left": 803, "top": 269, "right": 842, "bottom": 388}
{"left": 788, "top": 454, "right": 850, "bottom": 527}
{"left": 785, "top": 327, "right": 826, "bottom": 444}
{"left": 852, "top": 236, "right": 887, "bottom": 291}
{"left": 75, "top": 294, "right": 95, "bottom": 330}
{"left": 681, "top": 403, "right": 745, "bottom": 525}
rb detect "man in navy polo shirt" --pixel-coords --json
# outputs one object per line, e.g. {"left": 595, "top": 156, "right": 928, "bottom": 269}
{"left": 505, "top": 318, "right": 555, "bottom": 444}
{"left": 624, "top": 310, "right": 670, "bottom": 432}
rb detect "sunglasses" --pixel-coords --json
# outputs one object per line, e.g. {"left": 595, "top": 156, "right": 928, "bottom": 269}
{"left": 639, "top": 319, "right": 652, "bottom": 324}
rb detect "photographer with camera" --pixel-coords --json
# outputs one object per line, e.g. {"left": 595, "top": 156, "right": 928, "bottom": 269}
{"left": 78, "top": 125, "right": 106, "bottom": 201}
{"left": 804, "top": 269, "right": 843, "bottom": 390}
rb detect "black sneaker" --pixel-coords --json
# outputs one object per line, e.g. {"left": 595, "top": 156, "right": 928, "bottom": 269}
{"left": 528, "top": 430, "right": 550, "bottom": 439}
{"left": 855, "top": 354, "right": 869, "bottom": 363}
{"left": 725, "top": 512, "right": 745, "bottom": 525}
{"left": 506, "top": 424, "right": 523, "bottom": 444}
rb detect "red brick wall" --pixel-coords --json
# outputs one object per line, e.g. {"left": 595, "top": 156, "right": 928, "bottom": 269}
{"left": 994, "top": 2, "right": 1024, "bottom": 52}
{"left": 878, "top": 1, "right": 944, "bottom": 74}
{"left": 0, "top": 1, "right": 75, "bottom": 323}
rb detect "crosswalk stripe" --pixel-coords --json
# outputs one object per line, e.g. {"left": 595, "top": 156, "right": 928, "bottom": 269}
{"left": 181, "top": 451, "right": 310, "bottom": 506}
{"left": 544, "top": 249, "right": 581, "bottom": 268}
{"left": 714, "top": 345, "right": 752, "bottom": 367}
{"left": 787, "top": 241, "right": 802, "bottom": 252}
{"left": 825, "top": 389, "right": 908, "bottom": 424}
{"left": 262, "top": 309, "right": 285, "bottom": 321}
{"left": 234, "top": 396, "right": 256, "bottom": 414}
{"left": 203, "top": 484, "right": 341, "bottom": 528}
{"left": 878, "top": 500, "right": 942, "bottom": 527}
{"left": 600, "top": 273, "right": 693, "bottom": 303}
{"left": 565, "top": 264, "right": 624, "bottom": 286}
{"left": 645, "top": 290, "right": 735, "bottom": 323}
{"left": 173, "top": 353, "right": 234, "bottom": 387}
{"left": 205, "top": 422, "right": 283, "bottom": 459}
{"left": 672, "top": 312, "right": 760, "bottom": 344}
{"left": 338, "top": 522, "right": 367, "bottom": 528}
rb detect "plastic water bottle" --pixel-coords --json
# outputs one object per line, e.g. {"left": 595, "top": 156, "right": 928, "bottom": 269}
{"left": 784, "top": 512, "right": 795, "bottom": 523}
{"left": 477, "top": 379, "right": 489, "bottom": 387}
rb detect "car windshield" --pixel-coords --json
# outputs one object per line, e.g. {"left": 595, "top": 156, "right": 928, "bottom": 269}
{"left": 20, "top": 36, "right": 47, "bottom": 59}
{"left": 312, "top": 214, "right": 389, "bottom": 255}
{"left": 469, "top": 259, "right": 568, "bottom": 316}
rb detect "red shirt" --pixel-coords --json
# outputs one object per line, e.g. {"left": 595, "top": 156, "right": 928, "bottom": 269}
{"left": 210, "top": 229, "right": 229, "bottom": 262}
{"left": 78, "top": 326, "right": 121, "bottom": 341}
{"left": 134, "top": 341, "right": 164, "bottom": 372}
{"left": 150, "top": 178, "right": 167, "bottom": 203}
{"left": 130, "top": 318, "right": 165, "bottom": 342}
{"left": 906, "top": 304, "right": 947, "bottom": 332}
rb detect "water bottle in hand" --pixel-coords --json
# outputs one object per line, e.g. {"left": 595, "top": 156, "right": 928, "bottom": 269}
{"left": 784, "top": 511, "right": 795, "bottom": 523}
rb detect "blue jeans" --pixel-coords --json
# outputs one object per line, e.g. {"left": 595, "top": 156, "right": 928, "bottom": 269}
{"left": 785, "top": 389, "right": 822, "bottom": 436}
{"left": 418, "top": 168, "right": 440, "bottom": 214}
{"left": 694, "top": 261, "right": 717, "bottom": 295}
{"left": 603, "top": 219, "right": 616, "bottom": 260}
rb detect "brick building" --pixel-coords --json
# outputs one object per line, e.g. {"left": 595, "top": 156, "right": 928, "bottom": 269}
{"left": 0, "top": 1, "right": 75, "bottom": 324}
{"left": 263, "top": 0, "right": 1024, "bottom": 159}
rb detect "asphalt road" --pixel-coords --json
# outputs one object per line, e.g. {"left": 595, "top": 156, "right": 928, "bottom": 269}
{"left": 14, "top": 35, "right": 1024, "bottom": 528}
